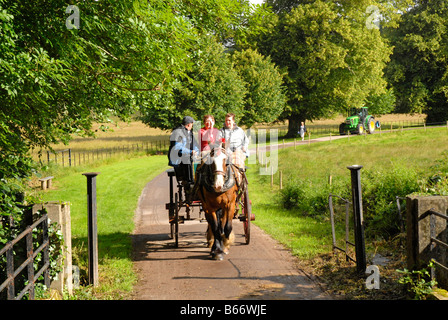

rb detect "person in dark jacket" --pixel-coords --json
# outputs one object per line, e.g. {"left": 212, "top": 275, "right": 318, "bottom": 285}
{"left": 168, "top": 116, "right": 199, "bottom": 185}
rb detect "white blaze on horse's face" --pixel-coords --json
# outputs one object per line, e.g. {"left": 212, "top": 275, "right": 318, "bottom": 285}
{"left": 212, "top": 151, "right": 227, "bottom": 192}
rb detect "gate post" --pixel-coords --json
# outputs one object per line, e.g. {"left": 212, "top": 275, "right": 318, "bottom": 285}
{"left": 82, "top": 172, "right": 100, "bottom": 287}
{"left": 347, "top": 165, "right": 367, "bottom": 273}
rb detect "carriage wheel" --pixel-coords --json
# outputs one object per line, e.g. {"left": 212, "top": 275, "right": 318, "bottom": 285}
{"left": 173, "top": 192, "right": 179, "bottom": 248}
{"left": 168, "top": 169, "right": 175, "bottom": 239}
{"left": 242, "top": 188, "right": 251, "bottom": 245}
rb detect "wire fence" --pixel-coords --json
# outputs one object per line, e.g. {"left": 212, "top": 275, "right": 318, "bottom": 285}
{"left": 38, "top": 119, "right": 448, "bottom": 168}
{"left": 39, "top": 140, "right": 170, "bottom": 167}
{"left": 271, "top": 118, "right": 432, "bottom": 137}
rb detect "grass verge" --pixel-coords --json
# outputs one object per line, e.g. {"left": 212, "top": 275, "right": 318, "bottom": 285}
{"left": 247, "top": 127, "right": 448, "bottom": 299}
{"left": 39, "top": 154, "right": 168, "bottom": 299}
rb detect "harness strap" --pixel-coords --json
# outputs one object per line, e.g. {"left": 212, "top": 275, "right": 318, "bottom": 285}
{"left": 189, "top": 150, "right": 247, "bottom": 199}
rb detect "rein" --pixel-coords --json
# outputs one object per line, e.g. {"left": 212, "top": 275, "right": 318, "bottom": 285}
{"left": 214, "top": 169, "right": 226, "bottom": 177}
{"left": 190, "top": 148, "right": 247, "bottom": 200}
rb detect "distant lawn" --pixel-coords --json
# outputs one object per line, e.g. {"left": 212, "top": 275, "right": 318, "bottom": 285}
{"left": 247, "top": 127, "right": 448, "bottom": 259}
{"left": 40, "top": 155, "right": 168, "bottom": 299}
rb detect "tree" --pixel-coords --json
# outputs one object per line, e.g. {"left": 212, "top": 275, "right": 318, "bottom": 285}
{"left": 364, "top": 88, "right": 396, "bottom": 116}
{"left": 0, "top": 1, "right": 71, "bottom": 216}
{"left": 1, "top": 0, "right": 196, "bottom": 147}
{"left": 174, "top": 0, "right": 252, "bottom": 42}
{"left": 231, "top": 48, "right": 286, "bottom": 127}
{"left": 139, "top": 35, "right": 247, "bottom": 129}
{"left": 265, "top": 0, "right": 313, "bottom": 14}
{"left": 243, "top": 0, "right": 393, "bottom": 137}
{"left": 385, "top": 1, "right": 448, "bottom": 123}
{"left": 0, "top": 0, "right": 197, "bottom": 218}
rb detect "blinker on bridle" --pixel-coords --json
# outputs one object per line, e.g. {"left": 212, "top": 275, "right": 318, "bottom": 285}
{"left": 210, "top": 148, "right": 227, "bottom": 178}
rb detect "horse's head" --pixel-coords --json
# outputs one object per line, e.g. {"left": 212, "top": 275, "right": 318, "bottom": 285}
{"left": 210, "top": 148, "right": 227, "bottom": 192}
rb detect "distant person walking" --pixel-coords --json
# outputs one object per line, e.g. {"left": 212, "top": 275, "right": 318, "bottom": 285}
{"left": 299, "top": 122, "right": 306, "bottom": 141}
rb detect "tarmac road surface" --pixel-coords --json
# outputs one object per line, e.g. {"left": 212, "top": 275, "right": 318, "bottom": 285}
{"left": 132, "top": 169, "right": 332, "bottom": 300}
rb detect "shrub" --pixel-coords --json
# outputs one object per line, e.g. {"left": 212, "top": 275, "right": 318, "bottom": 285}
{"left": 279, "top": 163, "right": 422, "bottom": 239}
{"left": 280, "top": 177, "right": 349, "bottom": 217}
{"left": 280, "top": 180, "right": 306, "bottom": 210}
{"left": 361, "top": 164, "right": 421, "bottom": 238}
{"left": 397, "top": 261, "right": 437, "bottom": 300}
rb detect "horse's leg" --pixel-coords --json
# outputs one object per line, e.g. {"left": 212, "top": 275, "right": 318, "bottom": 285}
{"left": 222, "top": 202, "right": 235, "bottom": 254}
{"left": 206, "top": 224, "right": 213, "bottom": 248}
{"left": 222, "top": 221, "right": 234, "bottom": 254}
{"left": 205, "top": 211, "right": 224, "bottom": 260}
{"left": 205, "top": 213, "right": 216, "bottom": 252}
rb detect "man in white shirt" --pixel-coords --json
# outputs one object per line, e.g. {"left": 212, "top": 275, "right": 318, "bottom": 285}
{"left": 220, "top": 113, "right": 249, "bottom": 167}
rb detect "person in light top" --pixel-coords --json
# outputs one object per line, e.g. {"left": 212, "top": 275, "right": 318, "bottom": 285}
{"left": 220, "top": 113, "right": 249, "bottom": 166}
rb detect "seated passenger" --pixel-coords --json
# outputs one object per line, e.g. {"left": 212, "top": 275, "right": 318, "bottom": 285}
{"left": 200, "top": 115, "right": 221, "bottom": 153}
{"left": 220, "top": 113, "right": 249, "bottom": 168}
{"left": 168, "top": 116, "right": 199, "bottom": 185}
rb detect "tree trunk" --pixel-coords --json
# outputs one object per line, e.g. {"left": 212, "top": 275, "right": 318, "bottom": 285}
{"left": 285, "top": 114, "right": 305, "bottom": 138}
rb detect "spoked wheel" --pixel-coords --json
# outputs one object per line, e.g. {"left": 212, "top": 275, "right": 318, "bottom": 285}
{"left": 242, "top": 188, "right": 251, "bottom": 245}
{"left": 171, "top": 192, "right": 179, "bottom": 248}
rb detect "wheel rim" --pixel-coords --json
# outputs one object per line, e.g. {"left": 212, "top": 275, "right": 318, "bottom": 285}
{"left": 243, "top": 189, "right": 251, "bottom": 245}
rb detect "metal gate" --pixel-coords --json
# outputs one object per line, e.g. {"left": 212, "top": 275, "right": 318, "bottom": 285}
{"left": 0, "top": 211, "right": 50, "bottom": 300}
{"left": 329, "top": 194, "right": 356, "bottom": 263}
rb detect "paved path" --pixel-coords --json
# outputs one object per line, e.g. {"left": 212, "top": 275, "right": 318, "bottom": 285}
{"left": 131, "top": 169, "right": 331, "bottom": 300}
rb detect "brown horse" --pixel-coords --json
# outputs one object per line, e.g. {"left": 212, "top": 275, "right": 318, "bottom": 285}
{"left": 194, "top": 148, "right": 243, "bottom": 260}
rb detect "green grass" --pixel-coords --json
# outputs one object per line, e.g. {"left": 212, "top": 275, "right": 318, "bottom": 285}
{"left": 247, "top": 127, "right": 448, "bottom": 259}
{"left": 39, "top": 154, "right": 168, "bottom": 299}
{"left": 277, "top": 128, "right": 448, "bottom": 183}
{"left": 36, "top": 126, "right": 448, "bottom": 297}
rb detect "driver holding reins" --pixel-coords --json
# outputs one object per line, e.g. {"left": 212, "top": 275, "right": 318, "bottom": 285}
{"left": 168, "top": 116, "right": 200, "bottom": 189}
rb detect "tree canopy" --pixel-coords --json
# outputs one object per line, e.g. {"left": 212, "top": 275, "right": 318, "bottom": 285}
{"left": 231, "top": 48, "right": 286, "bottom": 127}
{"left": 385, "top": 0, "right": 448, "bottom": 123}
{"left": 139, "top": 35, "right": 247, "bottom": 130}
{"left": 241, "top": 0, "right": 393, "bottom": 136}
{"left": 0, "top": 0, "right": 285, "bottom": 217}
{"left": 3, "top": 0, "right": 448, "bottom": 218}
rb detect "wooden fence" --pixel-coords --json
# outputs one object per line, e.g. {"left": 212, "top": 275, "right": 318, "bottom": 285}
{"left": 41, "top": 140, "right": 169, "bottom": 167}
{"left": 0, "top": 208, "right": 50, "bottom": 300}
{"left": 39, "top": 119, "right": 447, "bottom": 168}
{"left": 271, "top": 119, "right": 428, "bottom": 137}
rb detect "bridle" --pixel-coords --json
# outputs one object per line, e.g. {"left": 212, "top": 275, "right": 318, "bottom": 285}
{"left": 214, "top": 168, "right": 226, "bottom": 177}
{"left": 210, "top": 147, "right": 227, "bottom": 178}
{"left": 193, "top": 147, "right": 243, "bottom": 196}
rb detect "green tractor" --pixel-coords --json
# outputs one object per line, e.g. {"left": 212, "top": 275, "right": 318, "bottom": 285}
{"left": 339, "top": 107, "right": 379, "bottom": 135}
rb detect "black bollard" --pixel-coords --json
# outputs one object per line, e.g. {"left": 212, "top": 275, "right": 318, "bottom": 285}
{"left": 347, "top": 165, "right": 367, "bottom": 274}
{"left": 82, "top": 172, "right": 100, "bottom": 286}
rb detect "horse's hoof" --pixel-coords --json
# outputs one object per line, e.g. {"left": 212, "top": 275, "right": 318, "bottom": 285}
{"left": 211, "top": 253, "right": 224, "bottom": 261}
{"left": 215, "top": 254, "right": 224, "bottom": 261}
